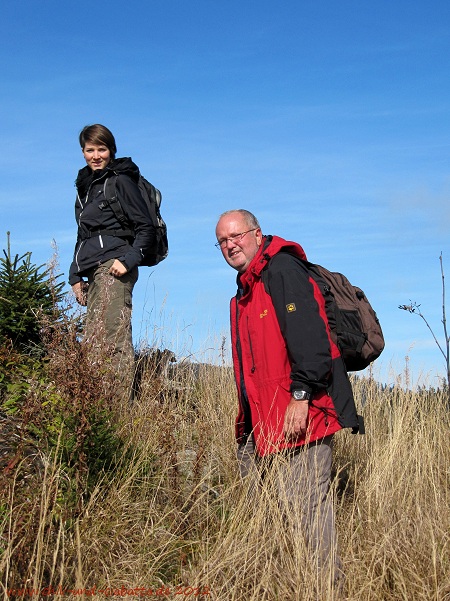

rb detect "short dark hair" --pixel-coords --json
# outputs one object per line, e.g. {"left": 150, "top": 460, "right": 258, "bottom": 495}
{"left": 79, "top": 124, "right": 117, "bottom": 159}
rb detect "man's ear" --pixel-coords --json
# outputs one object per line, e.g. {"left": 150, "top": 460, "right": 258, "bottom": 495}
{"left": 255, "top": 228, "right": 263, "bottom": 247}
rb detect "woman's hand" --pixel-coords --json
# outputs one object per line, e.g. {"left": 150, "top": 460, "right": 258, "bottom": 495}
{"left": 72, "top": 281, "right": 88, "bottom": 306}
{"left": 109, "top": 259, "right": 128, "bottom": 277}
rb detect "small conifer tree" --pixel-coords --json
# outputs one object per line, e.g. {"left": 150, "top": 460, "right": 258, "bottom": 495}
{"left": 0, "top": 232, "right": 64, "bottom": 352}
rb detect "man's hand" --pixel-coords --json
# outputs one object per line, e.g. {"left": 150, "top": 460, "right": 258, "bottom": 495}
{"left": 109, "top": 259, "right": 128, "bottom": 277}
{"left": 72, "top": 281, "right": 88, "bottom": 306}
{"left": 283, "top": 398, "right": 309, "bottom": 440}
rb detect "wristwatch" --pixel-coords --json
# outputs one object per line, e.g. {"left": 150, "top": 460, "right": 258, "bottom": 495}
{"left": 292, "top": 390, "right": 311, "bottom": 401}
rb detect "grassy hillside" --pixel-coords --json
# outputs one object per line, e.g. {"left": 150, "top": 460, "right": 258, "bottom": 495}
{"left": 1, "top": 325, "right": 449, "bottom": 600}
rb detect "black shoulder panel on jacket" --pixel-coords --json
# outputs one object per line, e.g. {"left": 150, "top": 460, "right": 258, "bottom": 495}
{"left": 265, "top": 251, "right": 332, "bottom": 391}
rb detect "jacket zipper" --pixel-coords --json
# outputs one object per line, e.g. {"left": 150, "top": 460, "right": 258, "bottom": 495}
{"left": 75, "top": 240, "right": 85, "bottom": 272}
{"left": 76, "top": 192, "right": 85, "bottom": 227}
{"left": 76, "top": 173, "right": 108, "bottom": 259}
{"left": 235, "top": 298, "right": 253, "bottom": 437}
{"left": 247, "top": 316, "right": 256, "bottom": 373}
{"left": 75, "top": 192, "right": 85, "bottom": 271}
{"left": 77, "top": 173, "right": 103, "bottom": 226}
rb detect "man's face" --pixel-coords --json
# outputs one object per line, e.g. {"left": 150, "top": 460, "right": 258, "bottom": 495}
{"left": 216, "top": 213, "right": 262, "bottom": 273}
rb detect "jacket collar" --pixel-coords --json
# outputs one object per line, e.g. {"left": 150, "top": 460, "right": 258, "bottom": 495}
{"left": 237, "top": 235, "right": 308, "bottom": 292}
{"left": 75, "top": 157, "right": 140, "bottom": 196}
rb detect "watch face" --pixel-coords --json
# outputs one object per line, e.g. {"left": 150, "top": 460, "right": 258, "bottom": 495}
{"left": 293, "top": 390, "right": 310, "bottom": 400}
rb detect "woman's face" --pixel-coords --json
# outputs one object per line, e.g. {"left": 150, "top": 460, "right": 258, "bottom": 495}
{"left": 82, "top": 142, "right": 111, "bottom": 171}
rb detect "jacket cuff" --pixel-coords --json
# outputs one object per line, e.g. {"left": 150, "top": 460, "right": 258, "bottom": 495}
{"left": 69, "top": 276, "right": 82, "bottom": 286}
{"left": 290, "top": 382, "right": 313, "bottom": 395}
{"left": 118, "top": 255, "right": 132, "bottom": 271}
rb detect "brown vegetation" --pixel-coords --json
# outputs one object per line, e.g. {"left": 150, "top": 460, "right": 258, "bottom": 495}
{"left": 0, "top": 316, "right": 449, "bottom": 600}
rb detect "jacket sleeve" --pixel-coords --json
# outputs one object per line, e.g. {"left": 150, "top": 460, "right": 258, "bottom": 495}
{"left": 68, "top": 235, "right": 82, "bottom": 285}
{"left": 115, "top": 175, "right": 156, "bottom": 270}
{"left": 68, "top": 195, "right": 83, "bottom": 286}
{"left": 266, "top": 253, "right": 332, "bottom": 393}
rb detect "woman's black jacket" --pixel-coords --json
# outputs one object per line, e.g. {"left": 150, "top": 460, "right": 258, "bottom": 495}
{"left": 68, "top": 158, "right": 155, "bottom": 286}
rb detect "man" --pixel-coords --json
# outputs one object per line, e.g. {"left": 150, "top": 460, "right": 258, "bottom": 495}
{"left": 215, "top": 209, "right": 361, "bottom": 584}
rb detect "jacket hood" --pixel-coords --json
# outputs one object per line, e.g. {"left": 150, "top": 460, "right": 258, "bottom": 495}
{"left": 75, "top": 157, "right": 140, "bottom": 197}
{"left": 239, "top": 235, "right": 307, "bottom": 289}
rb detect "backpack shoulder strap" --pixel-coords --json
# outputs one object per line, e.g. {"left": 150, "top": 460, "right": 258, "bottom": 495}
{"left": 104, "top": 174, "right": 129, "bottom": 227}
{"left": 260, "top": 250, "right": 310, "bottom": 295}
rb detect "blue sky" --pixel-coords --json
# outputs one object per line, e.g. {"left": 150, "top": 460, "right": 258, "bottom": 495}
{"left": 1, "top": 1, "right": 449, "bottom": 387}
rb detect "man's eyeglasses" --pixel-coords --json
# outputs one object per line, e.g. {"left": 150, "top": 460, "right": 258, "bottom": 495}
{"left": 215, "top": 228, "right": 258, "bottom": 249}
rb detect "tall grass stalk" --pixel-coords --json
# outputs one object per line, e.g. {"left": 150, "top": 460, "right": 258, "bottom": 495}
{"left": 1, "top": 344, "right": 449, "bottom": 600}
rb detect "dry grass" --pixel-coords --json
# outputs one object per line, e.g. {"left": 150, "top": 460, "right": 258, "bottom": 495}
{"left": 1, "top": 344, "right": 449, "bottom": 600}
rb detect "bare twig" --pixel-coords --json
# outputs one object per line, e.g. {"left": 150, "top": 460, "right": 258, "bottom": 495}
{"left": 440, "top": 252, "right": 450, "bottom": 386}
{"left": 399, "top": 252, "right": 450, "bottom": 390}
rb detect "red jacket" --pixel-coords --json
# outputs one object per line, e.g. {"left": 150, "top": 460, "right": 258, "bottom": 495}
{"left": 230, "top": 236, "right": 358, "bottom": 456}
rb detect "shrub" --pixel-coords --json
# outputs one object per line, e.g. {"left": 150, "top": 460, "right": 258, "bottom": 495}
{"left": 0, "top": 232, "right": 64, "bottom": 353}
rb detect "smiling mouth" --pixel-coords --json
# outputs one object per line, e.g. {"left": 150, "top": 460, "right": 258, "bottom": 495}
{"left": 229, "top": 250, "right": 241, "bottom": 258}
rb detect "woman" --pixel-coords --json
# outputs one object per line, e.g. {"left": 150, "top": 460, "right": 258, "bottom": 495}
{"left": 68, "top": 124, "right": 154, "bottom": 391}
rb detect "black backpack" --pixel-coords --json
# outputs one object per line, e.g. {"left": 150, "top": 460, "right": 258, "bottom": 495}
{"left": 262, "top": 254, "right": 385, "bottom": 372}
{"left": 104, "top": 174, "right": 168, "bottom": 267}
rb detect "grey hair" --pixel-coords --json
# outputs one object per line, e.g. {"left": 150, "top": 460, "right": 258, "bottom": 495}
{"left": 217, "top": 209, "right": 261, "bottom": 230}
